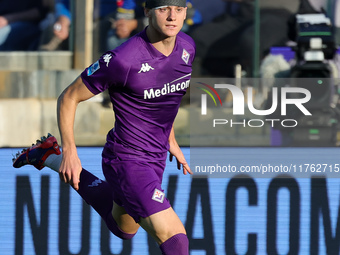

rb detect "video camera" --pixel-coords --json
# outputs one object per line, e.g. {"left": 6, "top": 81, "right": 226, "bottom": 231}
{"left": 289, "top": 13, "right": 338, "bottom": 111}
{"left": 269, "top": 13, "right": 340, "bottom": 146}
{"left": 293, "top": 13, "right": 336, "bottom": 63}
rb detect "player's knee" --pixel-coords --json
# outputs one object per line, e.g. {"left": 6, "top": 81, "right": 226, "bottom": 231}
{"left": 159, "top": 233, "right": 189, "bottom": 255}
{"left": 105, "top": 212, "right": 137, "bottom": 240}
{"left": 108, "top": 223, "right": 137, "bottom": 240}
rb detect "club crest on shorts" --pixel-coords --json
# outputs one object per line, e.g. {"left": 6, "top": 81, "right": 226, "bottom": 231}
{"left": 182, "top": 49, "right": 190, "bottom": 64}
{"left": 152, "top": 188, "right": 165, "bottom": 203}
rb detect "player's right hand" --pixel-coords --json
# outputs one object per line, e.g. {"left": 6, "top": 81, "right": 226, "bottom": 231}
{"left": 59, "top": 149, "right": 82, "bottom": 190}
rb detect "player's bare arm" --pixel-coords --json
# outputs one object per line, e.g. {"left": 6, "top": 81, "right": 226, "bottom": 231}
{"left": 168, "top": 125, "right": 192, "bottom": 175}
{"left": 57, "top": 76, "right": 95, "bottom": 190}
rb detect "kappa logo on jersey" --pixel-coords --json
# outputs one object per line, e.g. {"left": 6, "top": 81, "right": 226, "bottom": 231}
{"left": 152, "top": 189, "right": 165, "bottom": 203}
{"left": 182, "top": 49, "right": 190, "bottom": 64}
{"left": 103, "top": 53, "right": 112, "bottom": 67}
{"left": 88, "top": 179, "right": 102, "bottom": 187}
{"left": 138, "top": 63, "right": 154, "bottom": 73}
{"left": 87, "top": 61, "right": 100, "bottom": 76}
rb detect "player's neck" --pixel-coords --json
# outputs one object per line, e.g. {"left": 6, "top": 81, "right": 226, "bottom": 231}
{"left": 146, "top": 26, "right": 176, "bottom": 57}
{"left": 152, "top": 39, "right": 176, "bottom": 57}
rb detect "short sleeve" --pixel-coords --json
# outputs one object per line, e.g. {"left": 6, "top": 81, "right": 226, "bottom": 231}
{"left": 80, "top": 52, "right": 130, "bottom": 95}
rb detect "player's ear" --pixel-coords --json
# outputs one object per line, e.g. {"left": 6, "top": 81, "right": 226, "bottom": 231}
{"left": 183, "top": 7, "right": 187, "bottom": 20}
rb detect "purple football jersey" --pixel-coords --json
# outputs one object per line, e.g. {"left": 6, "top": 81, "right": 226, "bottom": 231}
{"left": 81, "top": 28, "right": 195, "bottom": 160}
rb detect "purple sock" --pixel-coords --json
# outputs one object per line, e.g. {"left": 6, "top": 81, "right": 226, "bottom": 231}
{"left": 159, "top": 233, "right": 189, "bottom": 255}
{"left": 77, "top": 168, "right": 113, "bottom": 217}
{"left": 75, "top": 168, "right": 135, "bottom": 240}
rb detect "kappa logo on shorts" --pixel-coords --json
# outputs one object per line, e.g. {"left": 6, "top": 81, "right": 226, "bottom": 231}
{"left": 152, "top": 189, "right": 165, "bottom": 203}
{"left": 182, "top": 49, "right": 190, "bottom": 64}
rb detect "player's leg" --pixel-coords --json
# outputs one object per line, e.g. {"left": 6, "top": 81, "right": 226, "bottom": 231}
{"left": 139, "top": 207, "right": 189, "bottom": 255}
{"left": 112, "top": 202, "right": 140, "bottom": 234}
{"left": 102, "top": 156, "right": 189, "bottom": 255}
{"left": 12, "top": 134, "right": 139, "bottom": 239}
{"left": 77, "top": 168, "right": 139, "bottom": 238}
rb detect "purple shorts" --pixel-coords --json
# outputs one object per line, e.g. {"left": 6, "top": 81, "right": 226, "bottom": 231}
{"left": 101, "top": 140, "right": 171, "bottom": 223}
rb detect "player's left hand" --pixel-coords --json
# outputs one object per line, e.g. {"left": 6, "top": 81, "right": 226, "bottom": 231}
{"left": 169, "top": 153, "right": 193, "bottom": 175}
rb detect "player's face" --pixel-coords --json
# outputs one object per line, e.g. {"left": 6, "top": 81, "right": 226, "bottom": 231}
{"left": 147, "top": 6, "right": 187, "bottom": 38}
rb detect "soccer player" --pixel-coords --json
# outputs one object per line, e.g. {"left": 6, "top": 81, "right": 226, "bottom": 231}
{"left": 13, "top": 0, "right": 194, "bottom": 254}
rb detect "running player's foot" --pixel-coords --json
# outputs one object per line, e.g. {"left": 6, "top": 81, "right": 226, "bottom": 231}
{"left": 12, "top": 133, "right": 61, "bottom": 170}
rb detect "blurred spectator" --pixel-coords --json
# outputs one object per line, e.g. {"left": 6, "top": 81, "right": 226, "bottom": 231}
{"left": 106, "top": 0, "right": 139, "bottom": 51}
{"left": 190, "top": 0, "right": 297, "bottom": 77}
{"left": 39, "top": 0, "right": 71, "bottom": 51}
{"left": 40, "top": 0, "right": 202, "bottom": 55}
{"left": 39, "top": 0, "right": 136, "bottom": 58}
{"left": 183, "top": 0, "right": 203, "bottom": 34}
{"left": 93, "top": 0, "right": 136, "bottom": 59}
{"left": 0, "top": 0, "right": 51, "bottom": 51}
